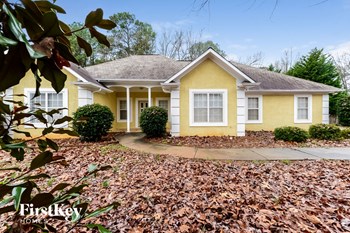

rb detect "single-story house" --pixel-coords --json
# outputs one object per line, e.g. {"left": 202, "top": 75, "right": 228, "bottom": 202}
{"left": 7, "top": 48, "right": 339, "bottom": 138}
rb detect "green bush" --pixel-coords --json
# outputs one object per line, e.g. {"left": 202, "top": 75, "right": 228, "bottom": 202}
{"left": 140, "top": 106, "right": 168, "bottom": 138}
{"left": 309, "top": 124, "right": 342, "bottom": 140}
{"left": 73, "top": 104, "right": 114, "bottom": 142}
{"left": 274, "top": 126, "right": 309, "bottom": 142}
{"left": 338, "top": 94, "right": 350, "bottom": 126}
{"left": 341, "top": 128, "right": 350, "bottom": 139}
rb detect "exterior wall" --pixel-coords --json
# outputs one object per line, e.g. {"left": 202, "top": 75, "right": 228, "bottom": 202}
{"left": 12, "top": 70, "right": 79, "bottom": 138}
{"left": 245, "top": 94, "right": 323, "bottom": 131}
{"left": 94, "top": 91, "right": 171, "bottom": 131}
{"left": 179, "top": 59, "right": 237, "bottom": 136}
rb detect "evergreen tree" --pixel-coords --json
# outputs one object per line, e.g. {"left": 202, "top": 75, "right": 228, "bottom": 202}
{"left": 287, "top": 48, "right": 342, "bottom": 115}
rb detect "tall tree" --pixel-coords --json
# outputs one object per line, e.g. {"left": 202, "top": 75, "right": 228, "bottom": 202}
{"left": 109, "top": 12, "right": 156, "bottom": 58}
{"left": 287, "top": 48, "right": 342, "bottom": 115}
{"left": 69, "top": 22, "right": 112, "bottom": 66}
{"left": 188, "top": 40, "right": 226, "bottom": 60}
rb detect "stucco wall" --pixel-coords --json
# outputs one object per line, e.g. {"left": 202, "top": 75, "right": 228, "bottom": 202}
{"left": 12, "top": 70, "right": 79, "bottom": 138}
{"left": 245, "top": 94, "right": 323, "bottom": 131}
{"left": 179, "top": 59, "right": 237, "bottom": 136}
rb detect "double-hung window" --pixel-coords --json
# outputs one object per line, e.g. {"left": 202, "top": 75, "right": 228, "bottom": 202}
{"left": 190, "top": 89, "right": 227, "bottom": 126}
{"left": 25, "top": 88, "right": 68, "bottom": 128}
{"left": 157, "top": 99, "right": 169, "bottom": 117}
{"left": 246, "top": 96, "right": 262, "bottom": 123}
{"left": 294, "top": 95, "right": 312, "bottom": 123}
{"left": 117, "top": 98, "right": 132, "bottom": 122}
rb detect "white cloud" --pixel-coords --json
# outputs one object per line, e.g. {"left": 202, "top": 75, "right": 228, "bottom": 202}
{"left": 327, "top": 41, "right": 350, "bottom": 59}
{"left": 226, "top": 53, "right": 239, "bottom": 61}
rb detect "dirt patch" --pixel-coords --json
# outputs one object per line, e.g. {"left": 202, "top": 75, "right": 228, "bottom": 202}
{"left": 145, "top": 131, "right": 350, "bottom": 148}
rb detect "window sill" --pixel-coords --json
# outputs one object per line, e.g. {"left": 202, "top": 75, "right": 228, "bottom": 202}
{"left": 246, "top": 120, "right": 263, "bottom": 124}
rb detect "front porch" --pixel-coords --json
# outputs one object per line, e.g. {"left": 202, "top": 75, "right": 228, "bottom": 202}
{"left": 109, "top": 86, "right": 170, "bottom": 132}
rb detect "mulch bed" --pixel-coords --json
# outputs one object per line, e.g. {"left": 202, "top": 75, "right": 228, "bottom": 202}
{"left": 1, "top": 139, "right": 350, "bottom": 232}
{"left": 145, "top": 131, "right": 350, "bottom": 148}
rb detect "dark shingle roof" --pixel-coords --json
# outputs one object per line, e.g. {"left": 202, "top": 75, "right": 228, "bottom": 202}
{"left": 231, "top": 62, "right": 340, "bottom": 92}
{"left": 85, "top": 55, "right": 189, "bottom": 81}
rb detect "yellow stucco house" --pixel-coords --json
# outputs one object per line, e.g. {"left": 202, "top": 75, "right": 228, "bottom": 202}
{"left": 7, "top": 48, "right": 339, "bottom": 138}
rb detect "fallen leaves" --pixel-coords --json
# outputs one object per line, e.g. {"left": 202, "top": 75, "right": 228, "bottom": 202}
{"left": 0, "top": 135, "right": 349, "bottom": 232}
{"left": 146, "top": 130, "right": 350, "bottom": 148}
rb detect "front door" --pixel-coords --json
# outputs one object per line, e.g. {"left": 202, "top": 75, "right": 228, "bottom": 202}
{"left": 138, "top": 101, "right": 148, "bottom": 127}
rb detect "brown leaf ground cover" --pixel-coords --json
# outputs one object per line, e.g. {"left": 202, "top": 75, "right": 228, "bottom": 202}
{"left": 1, "top": 137, "right": 350, "bottom": 232}
{"left": 145, "top": 131, "right": 350, "bottom": 148}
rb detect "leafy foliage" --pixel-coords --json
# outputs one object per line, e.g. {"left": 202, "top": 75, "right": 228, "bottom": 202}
{"left": 341, "top": 128, "right": 350, "bottom": 139}
{"left": 0, "top": 1, "right": 117, "bottom": 231}
{"left": 337, "top": 94, "right": 350, "bottom": 126}
{"left": 274, "top": 126, "right": 309, "bottom": 142}
{"left": 309, "top": 124, "right": 342, "bottom": 140}
{"left": 73, "top": 104, "right": 114, "bottom": 142}
{"left": 188, "top": 40, "right": 226, "bottom": 60}
{"left": 0, "top": 0, "right": 115, "bottom": 95}
{"left": 0, "top": 97, "right": 117, "bottom": 232}
{"left": 140, "top": 106, "right": 168, "bottom": 138}
{"left": 109, "top": 12, "right": 156, "bottom": 58}
{"left": 287, "top": 48, "right": 342, "bottom": 115}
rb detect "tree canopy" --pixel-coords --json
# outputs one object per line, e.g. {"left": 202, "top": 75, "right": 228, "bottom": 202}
{"left": 287, "top": 48, "right": 343, "bottom": 115}
{"left": 109, "top": 12, "right": 156, "bottom": 58}
{"left": 287, "top": 48, "right": 342, "bottom": 88}
{"left": 188, "top": 40, "right": 226, "bottom": 60}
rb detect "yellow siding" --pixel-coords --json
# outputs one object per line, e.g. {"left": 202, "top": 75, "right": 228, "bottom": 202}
{"left": 94, "top": 91, "right": 170, "bottom": 131}
{"left": 12, "top": 70, "right": 79, "bottom": 139}
{"left": 180, "top": 59, "right": 237, "bottom": 136}
{"left": 246, "top": 94, "right": 323, "bottom": 131}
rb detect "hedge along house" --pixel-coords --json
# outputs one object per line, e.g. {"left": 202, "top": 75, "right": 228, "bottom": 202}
{"left": 8, "top": 48, "right": 339, "bottom": 138}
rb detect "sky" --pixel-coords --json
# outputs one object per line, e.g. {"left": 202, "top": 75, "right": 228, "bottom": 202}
{"left": 57, "top": 0, "right": 350, "bottom": 66}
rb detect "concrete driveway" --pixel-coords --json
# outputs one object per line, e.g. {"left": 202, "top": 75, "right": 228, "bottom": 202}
{"left": 118, "top": 133, "right": 350, "bottom": 160}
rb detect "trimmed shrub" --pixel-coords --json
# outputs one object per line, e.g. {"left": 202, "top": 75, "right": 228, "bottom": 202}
{"left": 338, "top": 94, "right": 350, "bottom": 126}
{"left": 309, "top": 124, "right": 342, "bottom": 140}
{"left": 73, "top": 104, "right": 114, "bottom": 142}
{"left": 274, "top": 126, "right": 309, "bottom": 142}
{"left": 341, "top": 128, "right": 350, "bottom": 139}
{"left": 140, "top": 106, "right": 168, "bottom": 138}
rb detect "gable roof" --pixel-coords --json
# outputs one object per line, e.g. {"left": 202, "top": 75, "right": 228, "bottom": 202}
{"left": 85, "top": 55, "right": 189, "bottom": 81}
{"left": 64, "top": 63, "right": 111, "bottom": 92}
{"left": 164, "top": 48, "right": 256, "bottom": 84}
{"left": 232, "top": 62, "right": 340, "bottom": 93}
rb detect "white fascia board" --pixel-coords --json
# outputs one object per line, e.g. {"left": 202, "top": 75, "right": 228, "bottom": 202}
{"left": 246, "top": 89, "right": 339, "bottom": 94}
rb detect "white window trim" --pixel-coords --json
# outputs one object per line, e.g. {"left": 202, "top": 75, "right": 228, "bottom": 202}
{"left": 189, "top": 89, "right": 228, "bottom": 127}
{"left": 245, "top": 95, "right": 263, "bottom": 124}
{"left": 117, "top": 97, "right": 133, "bottom": 122}
{"left": 294, "top": 94, "right": 312, "bottom": 123}
{"left": 24, "top": 88, "right": 68, "bottom": 128}
{"left": 135, "top": 98, "right": 149, "bottom": 128}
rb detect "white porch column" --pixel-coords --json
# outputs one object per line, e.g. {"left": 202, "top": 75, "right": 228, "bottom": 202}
{"left": 126, "top": 87, "right": 131, "bottom": 133}
{"left": 148, "top": 87, "right": 152, "bottom": 107}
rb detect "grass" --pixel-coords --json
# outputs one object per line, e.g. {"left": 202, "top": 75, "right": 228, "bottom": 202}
{"left": 281, "top": 159, "right": 292, "bottom": 165}
{"left": 100, "top": 143, "right": 128, "bottom": 155}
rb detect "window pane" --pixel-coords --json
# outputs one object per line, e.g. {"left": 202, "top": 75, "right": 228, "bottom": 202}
{"left": 298, "top": 97, "right": 308, "bottom": 108}
{"left": 298, "top": 109, "right": 308, "bottom": 120}
{"left": 48, "top": 93, "right": 63, "bottom": 108}
{"left": 120, "top": 110, "right": 127, "bottom": 120}
{"left": 120, "top": 100, "right": 127, "bottom": 110}
{"left": 194, "top": 108, "right": 207, "bottom": 122}
{"left": 194, "top": 94, "right": 207, "bottom": 108}
{"left": 29, "top": 93, "right": 46, "bottom": 123}
{"left": 158, "top": 100, "right": 168, "bottom": 110}
{"left": 248, "top": 98, "right": 259, "bottom": 109}
{"left": 209, "top": 108, "right": 223, "bottom": 122}
{"left": 209, "top": 94, "right": 223, "bottom": 108}
{"left": 248, "top": 109, "right": 259, "bottom": 120}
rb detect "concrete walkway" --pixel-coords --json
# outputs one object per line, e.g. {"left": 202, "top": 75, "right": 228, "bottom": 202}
{"left": 118, "top": 133, "right": 350, "bottom": 161}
